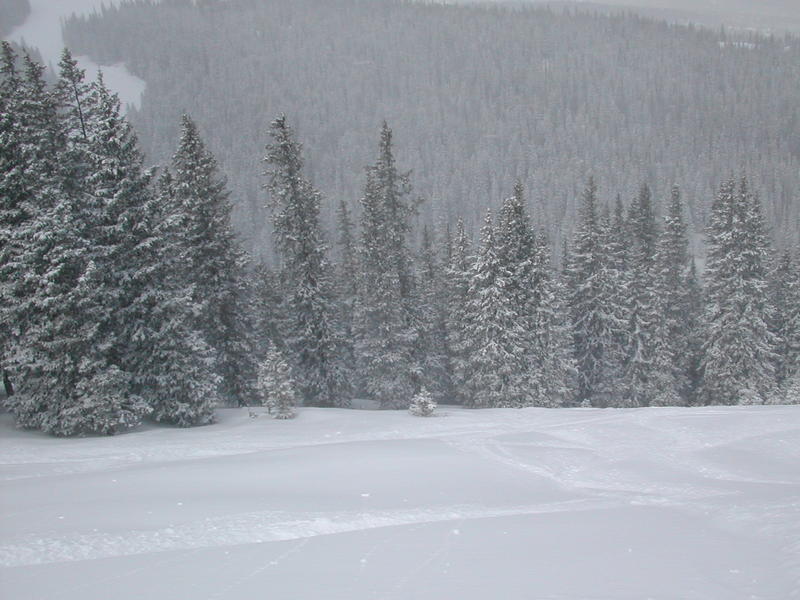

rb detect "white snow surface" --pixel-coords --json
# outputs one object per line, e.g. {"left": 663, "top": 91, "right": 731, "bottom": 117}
{"left": 1, "top": 405, "right": 799, "bottom": 599}
{"left": 5, "top": 0, "right": 148, "bottom": 110}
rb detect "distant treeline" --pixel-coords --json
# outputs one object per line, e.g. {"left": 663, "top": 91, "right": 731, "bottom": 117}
{"left": 62, "top": 0, "right": 800, "bottom": 260}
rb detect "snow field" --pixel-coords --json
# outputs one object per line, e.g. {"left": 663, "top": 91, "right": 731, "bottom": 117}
{"left": 1, "top": 405, "right": 799, "bottom": 599}
{"left": 6, "top": 0, "right": 147, "bottom": 110}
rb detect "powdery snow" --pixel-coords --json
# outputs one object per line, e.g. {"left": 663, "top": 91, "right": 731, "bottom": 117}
{"left": 5, "top": 0, "right": 147, "bottom": 110}
{"left": 0, "top": 405, "right": 798, "bottom": 599}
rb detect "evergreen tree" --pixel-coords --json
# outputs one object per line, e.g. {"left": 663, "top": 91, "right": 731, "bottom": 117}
{"left": 531, "top": 232, "right": 576, "bottom": 407}
{"left": 684, "top": 259, "right": 705, "bottom": 404}
{"left": 172, "top": 114, "right": 258, "bottom": 407}
{"left": 257, "top": 343, "right": 298, "bottom": 419}
{"left": 770, "top": 250, "right": 800, "bottom": 384}
{"left": 458, "top": 209, "right": 531, "bottom": 408}
{"left": 566, "top": 178, "right": 627, "bottom": 407}
{"left": 494, "top": 183, "right": 538, "bottom": 405}
{"left": 5, "top": 70, "right": 153, "bottom": 434}
{"left": 409, "top": 386, "right": 437, "bottom": 417}
{"left": 597, "top": 206, "right": 631, "bottom": 407}
{"left": 621, "top": 183, "right": 664, "bottom": 407}
{"left": 354, "top": 122, "right": 421, "bottom": 408}
{"left": 446, "top": 218, "right": 473, "bottom": 405}
{"left": 782, "top": 371, "right": 800, "bottom": 405}
{"left": 0, "top": 44, "right": 26, "bottom": 395}
{"left": 252, "top": 262, "right": 285, "bottom": 357}
{"left": 264, "top": 115, "right": 348, "bottom": 407}
{"left": 55, "top": 49, "right": 91, "bottom": 145}
{"left": 416, "top": 224, "right": 451, "bottom": 403}
{"left": 334, "top": 199, "right": 359, "bottom": 396}
{"left": 135, "top": 169, "right": 220, "bottom": 426}
{"left": 0, "top": 46, "right": 64, "bottom": 399}
{"left": 494, "top": 182, "right": 573, "bottom": 407}
{"left": 652, "top": 186, "right": 696, "bottom": 405}
{"left": 769, "top": 249, "right": 800, "bottom": 403}
{"left": 700, "top": 177, "right": 776, "bottom": 405}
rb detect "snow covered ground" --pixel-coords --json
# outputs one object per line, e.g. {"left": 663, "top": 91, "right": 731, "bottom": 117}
{"left": 1, "top": 405, "right": 798, "bottom": 599}
{"left": 6, "top": 0, "right": 147, "bottom": 110}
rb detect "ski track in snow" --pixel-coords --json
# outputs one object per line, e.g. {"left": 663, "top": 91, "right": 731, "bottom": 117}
{"left": 0, "top": 500, "right": 612, "bottom": 567}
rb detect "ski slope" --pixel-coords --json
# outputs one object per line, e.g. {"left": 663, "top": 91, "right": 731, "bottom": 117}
{"left": 1, "top": 405, "right": 798, "bottom": 599}
{"left": 6, "top": 0, "right": 147, "bottom": 110}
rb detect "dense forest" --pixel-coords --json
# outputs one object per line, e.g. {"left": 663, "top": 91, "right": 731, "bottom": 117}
{"left": 1, "top": 43, "right": 798, "bottom": 437}
{"left": 62, "top": 0, "right": 800, "bottom": 261}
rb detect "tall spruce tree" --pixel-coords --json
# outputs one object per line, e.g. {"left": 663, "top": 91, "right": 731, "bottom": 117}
{"left": 4, "top": 67, "right": 154, "bottom": 434}
{"left": 494, "top": 183, "right": 538, "bottom": 405}
{"left": 530, "top": 230, "right": 576, "bottom": 407}
{"left": 700, "top": 177, "right": 776, "bottom": 405}
{"left": 1, "top": 47, "right": 57, "bottom": 412}
{"left": 133, "top": 169, "right": 220, "bottom": 426}
{"left": 172, "top": 114, "right": 257, "bottom": 407}
{"left": 354, "top": 122, "right": 421, "bottom": 408}
{"left": 251, "top": 262, "right": 285, "bottom": 357}
{"left": 0, "top": 46, "right": 34, "bottom": 396}
{"left": 458, "top": 209, "right": 532, "bottom": 408}
{"left": 264, "top": 115, "right": 348, "bottom": 407}
{"left": 446, "top": 218, "right": 473, "bottom": 405}
{"left": 334, "top": 198, "right": 359, "bottom": 396}
{"left": 1, "top": 48, "right": 68, "bottom": 390}
{"left": 416, "top": 224, "right": 451, "bottom": 403}
{"left": 684, "top": 259, "right": 705, "bottom": 404}
{"left": 495, "top": 182, "right": 573, "bottom": 407}
{"left": 768, "top": 249, "right": 800, "bottom": 403}
{"left": 621, "top": 183, "right": 663, "bottom": 407}
{"left": 566, "top": 178, "right": 627, "bottom": 406}
{"left": 651, "top": 186, "right": 696, "bottom": 405}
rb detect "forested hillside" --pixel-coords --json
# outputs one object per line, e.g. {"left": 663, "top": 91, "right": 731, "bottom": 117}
{"left": 2, "top": 41, "right": 799, "bottom": 436}
{"left": 62, "top": 0, "right": 800, "bottom": 259}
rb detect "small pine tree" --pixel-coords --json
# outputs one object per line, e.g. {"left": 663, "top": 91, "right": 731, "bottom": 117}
{"left": 258, "top": 345, "right": 298, "bottom": 419}
{"left": 409, "top": 387, "right": 437, "bottom": 417}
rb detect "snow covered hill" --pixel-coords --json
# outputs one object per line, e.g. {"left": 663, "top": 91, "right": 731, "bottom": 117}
{"left": 6, "top": 0, "right": 146, "bottom": 110}
{"left": 1, "top": 406, "right": 798, "bottom": 599}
